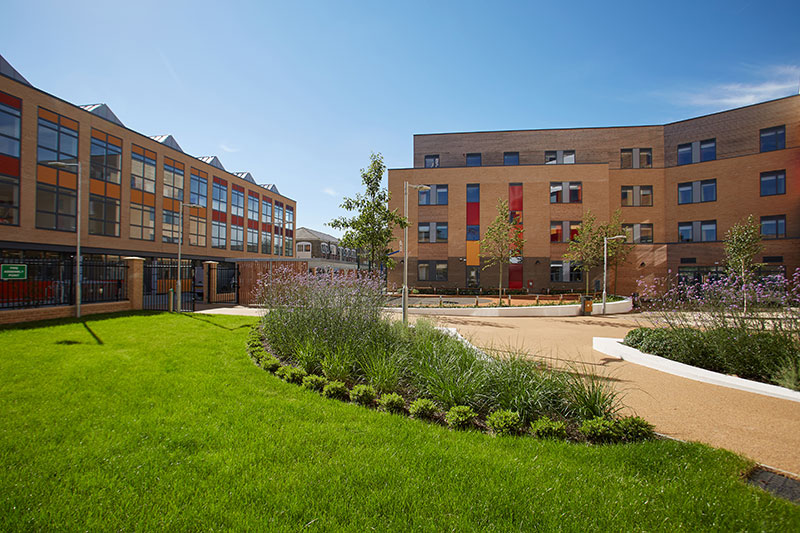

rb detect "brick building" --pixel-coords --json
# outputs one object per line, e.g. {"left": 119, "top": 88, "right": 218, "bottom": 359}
{"left": 388, "top": 95, "right": 799, "bottom": 295}
{"left": 0, "top": 55, "right": 296, "bottom": 275}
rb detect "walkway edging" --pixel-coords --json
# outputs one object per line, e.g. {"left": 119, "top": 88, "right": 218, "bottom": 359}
{"left": 384, "top": 298, "right": 632, "bottom": 317}
{"left": 593, "top": 337, "right": 800, "bottom": 403}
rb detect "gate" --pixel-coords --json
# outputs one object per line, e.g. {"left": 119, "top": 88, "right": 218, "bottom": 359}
{"left": 211, "top": 262, "right": 238, "bottom": 304}
{"left": 143, "top": 259, "right": 195, "bottom": 311}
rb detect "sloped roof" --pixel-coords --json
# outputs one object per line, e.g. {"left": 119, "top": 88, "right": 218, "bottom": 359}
{"left": 197, "top": 155, "right": 226, "bottom": 170}
{"left": 150, "top": 134, "right": 184, "bottom": 153}
{"left": 296, "top": 227, "right": 340, "bottom": 243}
{"left": 79, "top": 103, "right": 124, "bottom": 126}
{"left": 0, "top": 54, "right": 31, "bottom": 86}
{"left": 260, "top": 183, "right": 280, "bottom": 194}
{"left": 234, "top": 171, "right": 256, "bottom": 184}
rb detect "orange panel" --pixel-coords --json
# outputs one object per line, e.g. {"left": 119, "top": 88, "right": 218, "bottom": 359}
{"left": 106, "top": 182, "right": 121, "bottom": 199}
{"left": 164, "top": 157, "right": 174, "bottom": 166}
{"left": 145, "top": 149, "right": 156, "bottom": 159}
{"left": 90, "top": 179, "right": 105, "bottom": 196}
{"left": 130, "top": 189, "right": 143, "bottom": 205}
{"left": 164, "top": 198, "right": 177, "bottom": 212}
{"left": 142, "top": 192, "right": 155, "bottom": 207}
{"left": 132, "top": 145, "right": 144, "bottom": 156}
{"left": 108, "top": 134, "right": 122, "bottom": 147}
{"left": 466, "top": 241, "right": 480, "bottom": 266}
{"left": 174, "top": 160, "right": 184, "bottom": 171}
{"left": 91, "top": 129, "right": 106, "bottom": 141}
{"left": 60, "top": 116, "right": 78, "bottom": 131}
{"left": 38, "top": 108, "right": 58, "bottom": 123}
{"left": 38, "top": 164, "right": 58, "bottom": 185}
{"left": 189, "top": 206, "right": 206, "bottom": 218}
{"left": 59, "top": 171, "right": 77, "bottom": 190}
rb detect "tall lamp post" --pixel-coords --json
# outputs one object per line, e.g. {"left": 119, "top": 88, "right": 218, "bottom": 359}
{"left": 403, "top": 181, "right": 430, "bottom": 325}
{"left": 176, "top": 201, "right": 202, "bottom": 312}
{"left": 603, "top": 234, "right": 627, "bottom": 314}
{"left": 47, "top": 161, "right": 82, "bottom": 318}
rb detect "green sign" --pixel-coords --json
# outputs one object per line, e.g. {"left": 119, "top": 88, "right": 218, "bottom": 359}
{"left": 1, "top": 264, "right": 27, "bottom": 280}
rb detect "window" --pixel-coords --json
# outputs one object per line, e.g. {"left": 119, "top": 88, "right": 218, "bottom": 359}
{"left": 678, "top": 222, "right": 693, "bottom": 242}
{"left": 677, "top": 143, "right": 692, "bottom": 166}
{"left": 545, "top": 150, "right": 575, "bottom": 164}
{"left": 88, "top": 194, "right": 120, "bottom": 237}
{"left": 550, "top": 261, "right": 563, "bottom": 282}
{"left": 677, "top": 140, "right": 717, "bottom": 165}
{"left": 466, "top": 153, "right": 482, "bottom": 166}
{"left": 189, "top": 215, "right": 206, "bottom": 247}
{"left": 90, "top": 130, "right": 122, "bottom": 184}
{"left": 0, "top": 175, "right": 20, "bottom": 225}
{"left": 550, "top": 182, "right": 562, "bottom": 203}
{"left": 760, "top": 170, "right": 786, "bottom": 196}
{"left": 701, "top": 220, "right": 716, "bottom": 242}
{"left": 503, "top": 152, "right": 519, "bottom": 165}
{"left": 550, "top": 221, "right": 581, "bottom": 243}
{"left": 231, "top": 188, "right": 244, "bottom": 217}
{"left": 436, "top": 223, "right": 448, "bottom": 242}
{"left": 37, "top": 109, "right": 78, "bottom": 231}
{"left": 37, "top": 108, "right": 78, "bottom": 166}
{"left": 163, "top": 159, "right": 184, "bottom": 201}
{"left": 639, "top": 149, "right": 652, "bottom": 168}
{"left": 129, "top": 203, "right": 155, "bottom": 241}
{"left": 550, "top": 222, "right": 563, "bottom": 243}
{"left": 569, "top": 182, "right": 582, "bottom": 203}
{"left": 286, "top": 237, "right": 293, "bottom": 257}
{"left": 0, "top": 92, "right": 21, "bottom": 225}
{"left": 569, "top": 221, "right": 581, "bottom": 241}
{"left": 622, "top": 223, "right": 653, "bottom": 244}
{"left": 419, "top": 184, "right": 448, "bottom": 205}
{"left": 418, "top": 260, "right": 448, "bottom": 281}
{"left": 620, "top": 148, "right": 652, "bottom": 169}
{"left": 162, "top": 209, "right": 179, "bottom": 243}
{"left": 262, "top": 231, "right": 272, "bottom": 254}
{"left": 212, "top": 181, "right": 227, "bottom": 211}
{"left": 418, "top": 222, "right": 448, "bottom": 243}
{"left": 621, "top": 185, "right": 654, "bottom": 207}
{"left": 275, "top": 203, "right": 284, "bottom": 227}
{"left": 248, "top": 194, "right": 259, "bottom": 221}
{"left": 761, "top": 215, "right": 786, "bottom": 239}
{"left": 424, "top": 154, "right": 439, "bottom": 168}
{"left": 569, "top": 263, "right": 582, "bottom": 282}
{"left": 466, "top": 266, "right": 480, "bottom": 288}
{"left": 466, "top": 184, "right": 480, "bottom": 203}
{"left": 247, "top": 228, "right": 259, "bottom": 252}
{"left": 286, "top": 207, "right": 294, "bottom": 230}
{"left": 418, "top": 223, "right": 430, "bottom": 242}
{"left": 274, "top": 234, "right": 283, "bottom": 256}
{"left": 545, "top": 151, "right": 558, "bottom": 165}
{"left": 261, "top": 199, "right": 272, "bottom": 222}
{"left": 466, "top": 225, "right": 480, "bottom": 241}
{"left": 230, "top": 224, "right": 244, "bottom": 251}
{"left": 700, "top": 139, "right": 716, "bottom": 162}
{"left": 131, "top": 145, "right": 156, "bottom": 193}
{"left": 550, "top": 182, "right": 582, "bottom": 204}
{"left": 760, "top": 126, "right": 785, "bottom": 152}
{"left": 190, "top": 169, "right": 208, "bottom": 207}
{"left": 212, "top": 221, "right": 226, "bottom": 248}
{"left": 677, "top": 179, "right": 716, "bottom": 204}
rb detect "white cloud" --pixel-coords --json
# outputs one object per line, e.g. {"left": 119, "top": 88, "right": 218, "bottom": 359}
{"left": 323, "top": 187, "right": 338, "bottom": 197}
{"left": 219, "top": 143, "right": 239, "bottom": 153}
{"left": 674, "top": 65, "right": 799, "bottom": 110}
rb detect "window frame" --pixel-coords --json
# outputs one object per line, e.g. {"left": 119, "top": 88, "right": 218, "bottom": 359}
{"left": 424, "top": 154, "right": 439, "bottom": 168}
{"left": 760, "top": 125, "right": 785, "bottom": 152}
{"left": 466, "top": 153, "right": 482, "bottom": 167}
{"left": 761, "top": 215, "right": 786, "bottom": 239}
{"left": 760, "top": 170, "right": 786, "bottom": 196}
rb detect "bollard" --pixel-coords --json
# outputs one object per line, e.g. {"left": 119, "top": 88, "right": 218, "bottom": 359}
{"left": 439, "top": 295, "right": 443, "bottom": 307}
{"left": 169, "top": 288, "right": 174, "bottom": 312}
{"left": 475, "top": 295, "right": 479, "bottom": 307}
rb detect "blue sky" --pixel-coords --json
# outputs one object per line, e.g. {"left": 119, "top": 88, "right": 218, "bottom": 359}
{"left": 2, "top": 0, "right": 799, "bottom": 236}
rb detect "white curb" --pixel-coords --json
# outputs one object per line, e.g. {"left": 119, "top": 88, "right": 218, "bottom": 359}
{"left": 593, "top": 337, "right": 800, "bottom": 403}
{"left": 384, "top": 298, "right": 632, "bottom": 317}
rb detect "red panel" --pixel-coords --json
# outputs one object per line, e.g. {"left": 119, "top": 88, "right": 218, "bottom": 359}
{"left": 248, "top": 191, "right": 259, "bottom": 199}
{"left": 275, "top": 201, "right": 284, "bottom": 208}
{"left": 212, "top": 211, "right": 227, "bottom": 223}
{"left": 232, "top": 215, "right": 244, "bottom": 226}
{"left": 509, "top": 185, "right": 523, "bottom": 212}
{"left": 509, "top": 263, "right": 523, "bottom": 289}
{"left": 285, "top": 229, "right": 293, "bottom": 238}
{"left": 248, "top": 219, "right": 258, "bottom": 230}
{"left": 0, "top": 154, "right": 20, "bottom": 177}
{"left": 232, "top": 184, "right": 245, "bottom": 193}
{"left": 466, "top": 202, "right": 480, "bottom": 225}
{"left": 0, "top": 91, "right": 21, "bottom": 109}
{"left": 213, "top": 176, "right": 227, "bottom": 186}
{"left": 261, "top": 223, "right": 270, "bottom": 232}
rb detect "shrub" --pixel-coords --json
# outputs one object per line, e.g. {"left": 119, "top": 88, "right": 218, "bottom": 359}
{"left": 293, "top": 338, "right": 324, "bottom": 375}
{"left": 485, "top": 409, "right": 521, "bottom": 436}
{"left": 321, "top": 344, "right": 357, "bottom": 383}
{"left": 378, "top": 393, "right": 406, "bottom": 414}
{"left": 622, "top": 327, "right": 650, "bottom": 348}
{"left": 530, "top": 416, "right": 567, "bottom": 440}
{"left": 350, "top": 384, "right": 377, "bottom": 406}
{"left": 772, "top": 354, "right": 800, "bottom": 391}
{"left": 249, "top": 346, "right": 266, "bottom": 364}
{"left": 260, "top": 355, "right": 281, "bottom": 373}
{"left": 322, "top": 380, "right": 350, "bottom": 401}
{"left": 580, "top": 417, "right": 621, "bottom": 444}
{"left": 637, "top": 328, "right": 683, "bottom": 359}
{"left": 276, "top": 365, "right": 307, "bottom": 385}
{"left": 302, "top": 374, "right": 328, "bottom": 392}
{"left": 616, "top": 416, "right": 655, "bottom": 442}
{"left": 445, "top": 405, "right": 476, "bottom": 430}
{"left": 409, "top": 398, "right": 438, "bottom": 420}
{"left": 565, "top": 369, "right": 621, "bottom": 420}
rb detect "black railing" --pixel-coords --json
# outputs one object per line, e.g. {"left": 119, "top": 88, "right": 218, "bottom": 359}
{"left": 142, "top": 260, "right": 195, "bottom": 312}
{"left": 0, "top": 258, "right": 127, "bottom": 310}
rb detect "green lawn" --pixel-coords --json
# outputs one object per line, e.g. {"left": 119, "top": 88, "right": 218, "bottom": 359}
{"left": 1, "top": 312, "right": 797, "bottom": 531}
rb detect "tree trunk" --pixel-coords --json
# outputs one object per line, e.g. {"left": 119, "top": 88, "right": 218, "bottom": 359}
{"left": 612, "top": 261, "right": 619, "bottom": 296}
{"left": 742, "top": 261, "right": 747, "bottom": 315}
{"left": 498, "top": 263, "right": 504, "bottom": 307}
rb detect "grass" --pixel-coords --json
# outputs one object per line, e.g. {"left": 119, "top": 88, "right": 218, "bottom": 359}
{"left": 0, "top": 312, "right": 798, "bottom": 531}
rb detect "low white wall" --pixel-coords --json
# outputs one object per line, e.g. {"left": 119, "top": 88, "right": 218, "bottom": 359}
{"left": 384, "top": 298, "right": 632, "bottom": 318}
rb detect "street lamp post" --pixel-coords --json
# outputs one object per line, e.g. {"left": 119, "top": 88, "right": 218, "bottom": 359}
{"left": 47, "top": 161, "right": 82, "bottom": 318}
{"left": 403, "top": 181, "right": 430, "bottom": 325}
{"left": 603, "top": 234, "right": 627, "bottom": 314}
{"left": 177, "top": 201, "right": 202, "bottom": 312}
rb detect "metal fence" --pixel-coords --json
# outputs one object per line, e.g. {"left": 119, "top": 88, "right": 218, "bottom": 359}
{"left": 143, "top": 260, "right": 195, "bottom": 312}
{"left": 0, "top": 257, "right": 127, "bottom": 310}
{"left": 212, "top": 263, "right": 238, "bottom": 303}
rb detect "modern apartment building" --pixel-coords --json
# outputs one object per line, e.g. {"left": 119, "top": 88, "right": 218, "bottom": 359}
{"left": 294, "top": 227, "right": 364, "bottom": 273}
{"left": 0, "top": 55, "right": 296, "bottom": 269}
{"left": 387, "top": 95, "right": 799, "bottom": 295}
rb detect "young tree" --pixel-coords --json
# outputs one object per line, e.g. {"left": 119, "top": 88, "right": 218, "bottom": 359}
{"left": 329, "top": 153, "right": 407, "bottom": 273}
{"left": 601, "top": 209, "right": 633, "bottom": 295}
{"left": 563, "top": 210, "right": 604, "bottom": 293}
{"left": 724, "top": 214, "right": 763, "bottom": 314}
{"left": 479, "top": 199, "right": 525, "bottom": 306}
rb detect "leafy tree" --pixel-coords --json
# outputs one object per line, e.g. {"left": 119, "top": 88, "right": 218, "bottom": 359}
{"left": 601, "top": 209, "right": 633, "bottom": 295}
{"left": 724, "top": 214, "right": 763, "bottom": 314}
{"left": 329, "top": 153, "right": 407, "bottom": 272}
{"left": 563, "top": 210, "right": 604, "bottom": 293}
{"left": 479, "top": 199, "right": 525, "bottom": 306}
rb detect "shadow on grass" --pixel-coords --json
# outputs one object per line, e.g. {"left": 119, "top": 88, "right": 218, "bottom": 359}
{"left": 178, "top": 312, "right": 255, "bottom": 331}
{"left": 0, "top": 310, "right": 165, "bottom": 332}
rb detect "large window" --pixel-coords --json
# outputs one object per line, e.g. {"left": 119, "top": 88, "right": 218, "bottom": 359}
{"left": 231, "top": 188, "right": 244, "bottom": 217}
{"left": 677, "top": 179, "right": 716, "bottom": 204}
{"left": 424, "top": 154, "right": 439, "bottom": 168}
{"left": 212, "top": 180, "right": 227, "bottom": 211}
{"left": 247, "top": 228, "right": 259, "bottom": 252}
{"left": 131, "top": 145, "right": 156, "bottom": 193}
{"left": 261, "top": 199, "right": 272, "bottom": 223}
{"left": 467, "top": 225, "right": 480, "bottom": 241}
{"left": 274, "top": 233, "right": 283, "bottom": 256}
{"left": 761, "top": 215, "right": 786, "bottom": 239}
{"left": 466, "top": 153, "right": 482, "bottom": 166}
{"left": 678, "top": 139, "right": 715, "bottom": 165}
{"left": 550, "top": 221, "right": 581, "bottom": 243}
{"left": 0, "top": 93, "right": 21, "bottom": 158}
{"left": 286, "top": 207, "right": 294, "bottom": 231}
{"left": 418, "top": 260, "right": 448, "bottom": 281}
{"left": 418, "top": 222, "right": 448, "bottom": 242}
{"left": 419, "top": 184, "right": 448, "bottom": 205}
{"left": 466, "top": 184, "right": 480, "bottom": 203}
{"left": 699, "top": 139, "right": 716, "bottom": 162}
{"left": 760, "top": 126, "right": 785, "bottom": 152}
{"left": 36, "top": 109, "right": 78, "bottom": 231}
{"left": 189, "top": 215, "right": 206, "bottom": 247}
{"left": 231, "top": 225, "right": 244, "bottom": 251}
{"left": 550, "top": 182, "right": 582, "bottom": 204}
{"left": 286, "top": 236, "right": 293, "bottom": 257}
{"left": 162, "top": 210, "right": 179, "bottom": 243}
{"left": 0, "top": 175, "right": 20, "bottom": 225}
{"left": 90, "top": 130, "right": 122, "bottom": 184}
{"left": 503, "top": 152, "right": 519, "bottom": 165}
{"left": 620, "top": 148, "right": 652, "bottom": 169}
{"left": 88, "top": 194, "right": 120, "bottom": 237}
{"left": 545, "top": 150, "right": 575, "bottom": 164}
{"left": 163, "top": 159, "right": 184, "bottom": 201}
{"left": 679, "top": 220, "right": 716, "bottom": 242}
{"left": 212, "top": 220, "right": 226, "bottom": 248}
{"left": 621, "top": 185, "right": 653, "bottom": 207}
{"left": 248, "top": 194, "right": 259, "bottom": 221}
{"left": 129, "top": 203, "right": 155, "bottom": 241}
{"left": 0, "top": 91, "right": 21, "bottom": 225}
{"left": 760, "top": 170, "right": 785, "bottom": 196}
{"left": 677, "top": 143, "right": 692, "bottom": 166}
{"left": 190, "top": 169, "right": 208, "bottom": 207}
{"left": 261, "top": 230, "right": 272, "bottom": 254}
{"left": 622, "top": 223, "right": 653, "bottom": 244}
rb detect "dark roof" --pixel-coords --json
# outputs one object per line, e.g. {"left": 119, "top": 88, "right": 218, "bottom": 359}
{"left": 296, "top": 227, "right": 340, "bottom": 243}
{"left": 198, "top": 155, "right": 226, "bottom": 170}
{"left": 79, "top": 103, "right": 124, "bottom": 127}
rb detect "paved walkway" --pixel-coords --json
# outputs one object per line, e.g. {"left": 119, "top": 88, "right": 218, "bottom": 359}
{"left": 195, "top": 305, "right": 800, "bottom": 475}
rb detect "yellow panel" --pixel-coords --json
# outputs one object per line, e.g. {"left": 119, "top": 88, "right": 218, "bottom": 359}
{"left": 466, "top": 241, "right": 480, "bottom": 266}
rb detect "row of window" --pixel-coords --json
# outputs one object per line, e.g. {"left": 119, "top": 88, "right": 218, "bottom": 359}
{"left": 423, "top": 125, "right": 785, "bottom": 169}
{"left": 417, "top": 260, "right": 583, "bottom": 283}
